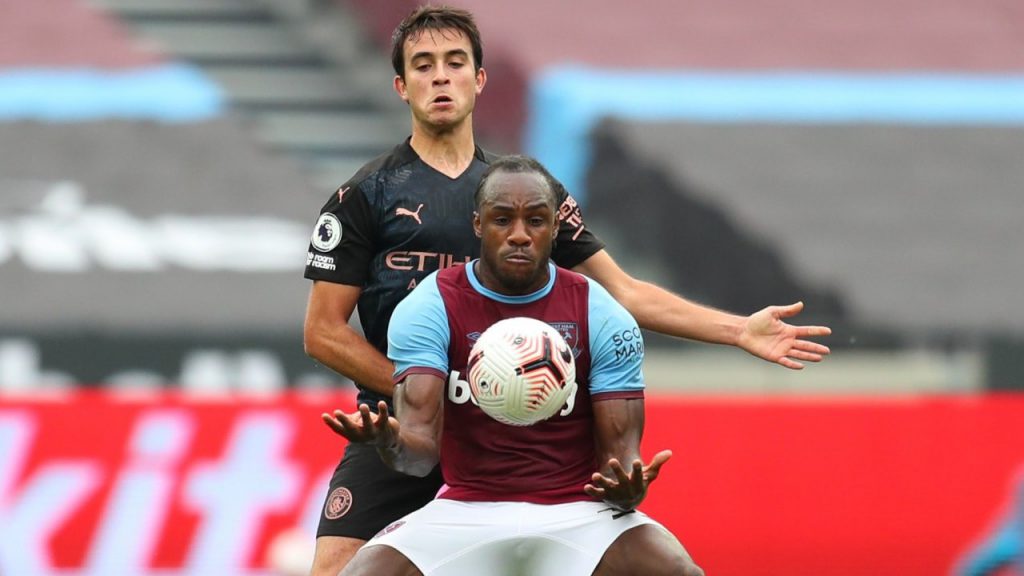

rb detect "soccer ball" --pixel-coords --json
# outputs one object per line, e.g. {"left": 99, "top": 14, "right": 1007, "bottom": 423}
{"left": 466, "top": 317, "right": 577, "bottom": 426}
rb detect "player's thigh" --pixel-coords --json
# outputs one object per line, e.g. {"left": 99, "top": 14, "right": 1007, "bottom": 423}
{"left": 316, "top": 442, "right": 443, "bottom": 541}
{"left": 339, "top": 544, "right": 422, "bottom": 576}
{"left": 310, "top": 536, "right": 364, "bottom": 576}
{"left": 592, "top": 523, "right": 704, "bottom": 576}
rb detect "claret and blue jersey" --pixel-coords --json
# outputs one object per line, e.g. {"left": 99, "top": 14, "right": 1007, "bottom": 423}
{"left": 388, "top": 260, "right": 644, "bottom": 504}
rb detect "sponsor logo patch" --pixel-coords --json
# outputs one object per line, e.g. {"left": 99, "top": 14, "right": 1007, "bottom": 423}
{"left": 307, "top": 252, "right": 336, "bottom": 271}
{"left": 311, "top": 213, "right": 342, "bottom": 252}
{"left": 324, "top": 487, "right": 353, "bottom": 520}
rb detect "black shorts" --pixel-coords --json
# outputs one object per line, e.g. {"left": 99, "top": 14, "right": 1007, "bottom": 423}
{"left": 316, "top": 441, "right": 444, "bottom": 540}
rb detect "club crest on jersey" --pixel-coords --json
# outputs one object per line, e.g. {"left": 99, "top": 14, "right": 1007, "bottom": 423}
{"left": 549, "top": 322, "right": 581, "bottom": 358}
{"left": 323, "top": 487, "right": 353, "bottom": 520}
{"left": 311, "top": 213, "right": 342, "bottom": 252}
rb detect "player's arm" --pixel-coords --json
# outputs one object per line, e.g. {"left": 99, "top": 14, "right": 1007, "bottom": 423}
{"left": 378, "top": 374, "right": 444, "bottom": 476}
{"left": 304, "top": 281, "right": 395, "bottom": 395}
{"left": 304, "top": 178, "right": 397, "bottom": 395}
{"left": 574, "top": 249, "right": 832, "bottom": 370}
{"left": 319, "top": 375, "right": 442, "bottom": 477}
{"left": 377, "top": 271, "right": 450, "bottom": 476}
{"left": 586, "top": 398, "right": 671, "bottom": 512}
{"left": 583, "top": 280, "right": 670, "bottom": 511}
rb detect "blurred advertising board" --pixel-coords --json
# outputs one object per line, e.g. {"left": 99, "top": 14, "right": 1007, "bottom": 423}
{"left": 0, "top": 392, "right": 1021, "bottom": 575}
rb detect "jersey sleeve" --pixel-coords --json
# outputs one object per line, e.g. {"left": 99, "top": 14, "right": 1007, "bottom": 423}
{"left": 303, "top": 174, "right": 378, "bottom": 286}
{"left": 388, "top": 272, "right": 451, "bottom": 381}
{"left": 550, "top": 179, "right": 606, "bottom": 269}
{"left": 585, "top": 278, "right": 645, "bottom": 398}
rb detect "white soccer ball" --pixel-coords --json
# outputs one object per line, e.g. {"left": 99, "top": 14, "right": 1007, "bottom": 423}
{"left": 467, "top": 317, "right": 577, "bottom": 426}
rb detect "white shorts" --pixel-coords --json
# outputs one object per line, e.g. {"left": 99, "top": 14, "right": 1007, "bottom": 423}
{"left": 362, "top": 499, "right": 660, "bottom": 576}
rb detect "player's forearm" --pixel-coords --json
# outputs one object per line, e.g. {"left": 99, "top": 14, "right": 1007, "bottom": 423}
{"left": 378, "top": 379, "right": 443, "bottom": 476}
{"left": 377, "top": 431, "right": 439, "bottom": 477}
{"left": 593, "top": 398, "right": 648, "bottom": 510}
{"left": 626, "top": 280, "right": 743, "bottom": 346}
{"left": 304, "top": 323, "right": 395, "bottom": 396}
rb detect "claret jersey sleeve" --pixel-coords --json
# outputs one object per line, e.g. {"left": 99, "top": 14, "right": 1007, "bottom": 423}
{"left": 387, "top": 272, "right": 451, "bottom": 382}
{"left": 584, "top": 278, "right": 645, "bottom": 397}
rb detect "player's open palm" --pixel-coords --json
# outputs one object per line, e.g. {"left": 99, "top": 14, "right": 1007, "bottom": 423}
{"left": 740, "top": 301, "right": 831, "bottom": 370}
{"left": 321, "top": 401, "right": 399, "bottom": 447}
{"left": 585, "top": 450, "right": 672, "bottom": 512}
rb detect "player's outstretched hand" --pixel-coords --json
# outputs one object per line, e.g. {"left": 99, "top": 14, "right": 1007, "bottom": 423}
{"left": 739, "top": 301, "right": 832, "bottom": 370}
{"left": 321, "top": 401, "right": 399, "bottom": 448}
{"left": 585, "top": 450, "right": 672, "bottom": 512}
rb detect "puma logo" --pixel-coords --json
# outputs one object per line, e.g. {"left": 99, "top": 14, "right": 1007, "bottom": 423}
{"left": 337, "top": 186, "right": 350, "bottom": 202}
{"left": 396, "top": 203, "right": 424, "bottom": 225}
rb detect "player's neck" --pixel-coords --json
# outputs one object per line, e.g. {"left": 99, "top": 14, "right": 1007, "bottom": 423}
{"left": 410, "top": 119, "right": 476, "bottom": 179}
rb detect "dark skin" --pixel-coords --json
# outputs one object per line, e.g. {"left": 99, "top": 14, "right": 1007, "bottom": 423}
{"left": 326, "top": 172, "right": 702, "bottom": 576}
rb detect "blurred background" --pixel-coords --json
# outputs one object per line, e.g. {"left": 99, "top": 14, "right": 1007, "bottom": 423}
{"left": 1, "top": 0, "right": 1022, "bottom": 574}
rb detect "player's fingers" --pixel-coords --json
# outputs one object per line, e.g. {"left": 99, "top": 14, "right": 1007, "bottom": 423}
{"left": 778, "top": 357, "right": 805, "bottom": 370}
{"left": 608, "top": 459, "right": 632, "bottom": 485}
{"left": 629, "top": 460, "right": 645, "bottom": 492}
{"left": 797, "top": 325, "right": 832, "bottom": 338}
{"left": 322, "top": 413, "right": 356, "bottom": 438}
{"left": 648, "top": 450, "right": 672, "bottom": 470}
{"left": 786, "top": 349, "right": 824, "bottom": 363}
{"left": 376, "top": 401, "right": 392, "bottom": 432}
{"left": 333, "top": 409, "right": 379, "bottom": 438}
{"left": 775, "top": 301, "right": 804, "bottom": 318}
{"left": 321, "top": 413, "right": 342, "bottom": 432}
{"left": 583, "top": 484, "right": 606, "bottom": 499}
{"left": 794, "top": 339, "right": 831, "bottom": 355}
{"left": 357, "top": 404, "right": 375, "bottom": 431}
{"left": 645, "top": 450, "right": 673, "bottom": 482}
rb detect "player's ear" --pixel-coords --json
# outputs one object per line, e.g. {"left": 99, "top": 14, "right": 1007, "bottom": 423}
{"left": 473, "top": 211, "right": 482, "bottom": 237}
{"left": 475, "top": 67, "right": 486, "bottom": 95}
{"left": 393, "top": 74, "right": 409, "bottom": 103}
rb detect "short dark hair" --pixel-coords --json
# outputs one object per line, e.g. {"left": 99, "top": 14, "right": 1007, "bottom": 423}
{"left": 475, "top": 155, "right": 559, "bottom": 211}
{"left": 391, "top": 5, "right": 484, "bottom": 79}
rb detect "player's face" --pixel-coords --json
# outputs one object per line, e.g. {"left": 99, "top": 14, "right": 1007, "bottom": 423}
{"left": 473, "top": 173, "right": 558, "bottom": 296}
{"left": 394, "top": 28, "right": 486, "bottom": 132}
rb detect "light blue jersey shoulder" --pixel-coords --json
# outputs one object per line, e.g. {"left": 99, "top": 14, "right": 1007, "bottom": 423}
{"left": 388, "top": 272, "right": 450, "bottom": 377}
{"left": 585, "top": 277, "right": 645, "bottom": 395}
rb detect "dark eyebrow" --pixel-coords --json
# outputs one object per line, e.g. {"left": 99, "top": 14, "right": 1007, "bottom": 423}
{"left": 489, "top": 201, "right": 552, "bottom": 212}
{"left": 410, "top": 48, "right": 470, "bottom": 62}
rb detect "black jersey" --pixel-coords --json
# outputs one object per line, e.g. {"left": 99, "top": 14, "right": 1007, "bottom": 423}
{"left": 304, "top": 139, "right": 605, "bottom": 406}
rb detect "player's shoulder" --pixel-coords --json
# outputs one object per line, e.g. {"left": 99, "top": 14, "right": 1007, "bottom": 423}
{"left": 394, "top": 270, "right": 445, "bottom": 314}
{"left": 477, "top": 145, "right": 502, "bottom": 165}
{"left": 554, "top": 265, "right": 592, "bottom": 290}
{"left": 319, "top": 139, "right": 418, "bottom": 207}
